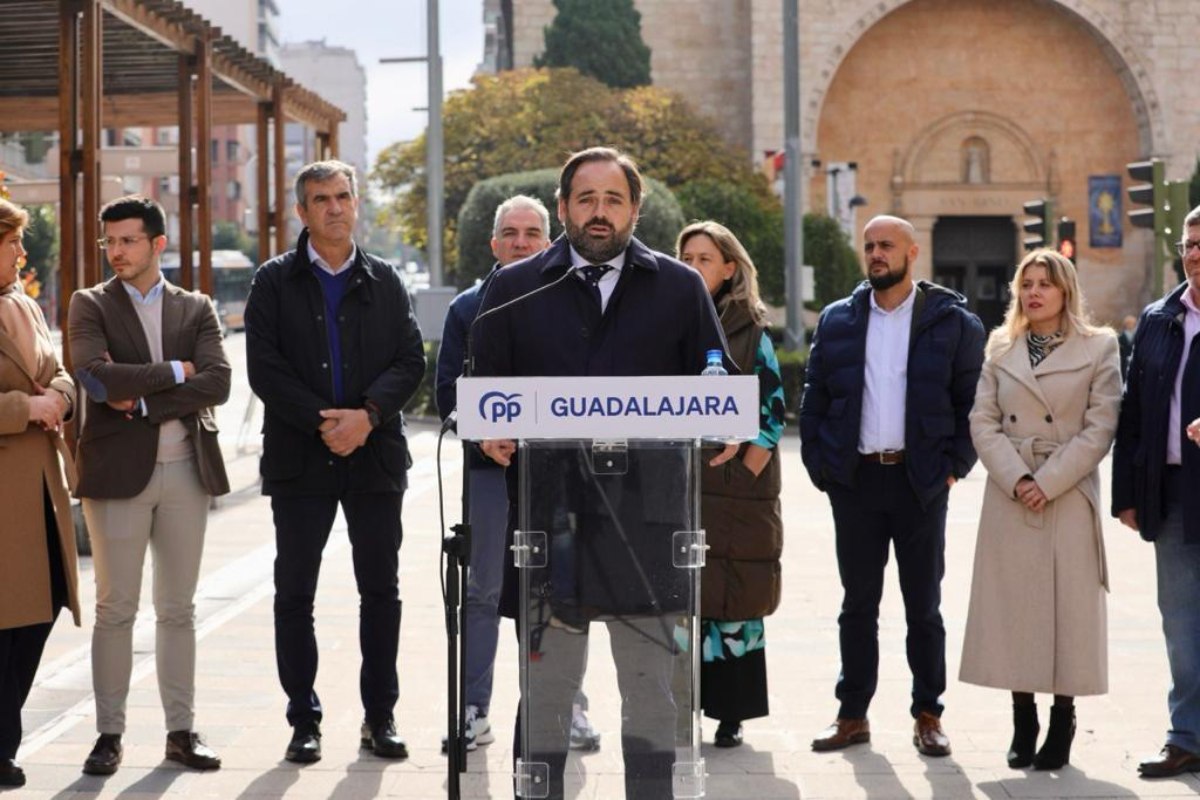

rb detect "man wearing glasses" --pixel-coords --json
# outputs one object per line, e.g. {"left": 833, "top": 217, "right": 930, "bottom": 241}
{"left": 68, "top": 195, "right": 231, "bottom": 776}
{"left": 1113, "top": 205, "right": 1200, "bottom": 778}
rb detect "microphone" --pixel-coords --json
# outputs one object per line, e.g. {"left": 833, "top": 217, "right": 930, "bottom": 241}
{"left": 463, "top": 263, "right": 582, "bottom": 380}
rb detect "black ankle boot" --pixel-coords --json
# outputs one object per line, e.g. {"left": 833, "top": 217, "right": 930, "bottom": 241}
{"left": 1033, "top": 705, "right": 1075, "bottom": 770}
{"left": 1007, "top": 702, "right": 1039, "bottom": 768}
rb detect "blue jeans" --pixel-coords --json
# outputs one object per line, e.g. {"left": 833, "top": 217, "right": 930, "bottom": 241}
{"left": 465, "top": 468, "right": 510, "bottom": 715}
{"left": 1154, "top": 496, "right": 1200, "bottom": 754}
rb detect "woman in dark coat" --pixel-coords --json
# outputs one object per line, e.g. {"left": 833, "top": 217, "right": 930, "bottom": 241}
{"left": 0, "top": 198, "right": 81, "bottom": 788}
{"left": 677, "top": 221, "right": 785, "bottom": 748}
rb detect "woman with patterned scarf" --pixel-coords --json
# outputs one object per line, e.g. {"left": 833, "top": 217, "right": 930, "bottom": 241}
{"left": 960, "top": 248, "right": 1120, "bottom": 771}
{"left": 677, "top": 221, "right": 785, "bottom": 749}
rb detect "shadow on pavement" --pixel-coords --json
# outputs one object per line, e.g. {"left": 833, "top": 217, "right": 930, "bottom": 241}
{"left": 330, "top": 758, "right": 385, "bottom": 799}
{"left": 978, "top": 769, "right": 1141, "bottom": 799}
{"left": 703, "top": 744, "right": 802, "bottom": 799}
{"left": 236, "top": 760, "right": 302, "bottom": 798}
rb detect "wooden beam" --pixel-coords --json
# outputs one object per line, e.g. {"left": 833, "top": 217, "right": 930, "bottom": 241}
{"left": 256, "top": 101, "right": 271, "bottom": 265}
{"left": 81, "top": 0, "right": 102, "bottom": 290}
{"left": 327, "top": 125, "right": 339, "bottom": 160}
{"left": 272, "top": 80, "right": 287, "bottom": 255}
{"left": 0, "top": 92, "right": 271, "bottom": 132}
{"left": 58, "top": 0, "right": 80, "bottom": 337}
{"left": 177, "top": 50, "right": 194, "bottom": 291}
{"left": 196, "top": 32, "right": 214, "bottom": 298}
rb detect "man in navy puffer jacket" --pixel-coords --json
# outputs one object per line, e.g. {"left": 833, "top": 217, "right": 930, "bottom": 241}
{"left": 800, "top": 215, "right": 985, "bottom": 757}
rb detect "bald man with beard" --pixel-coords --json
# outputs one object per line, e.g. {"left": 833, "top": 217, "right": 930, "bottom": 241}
{"left": 799, "top": 215, "right": 985, "bottom": 758}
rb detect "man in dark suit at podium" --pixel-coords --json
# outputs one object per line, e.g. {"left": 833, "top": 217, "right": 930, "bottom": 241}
{"left": 472, "top": 146, "right": 733, "bottom": 800}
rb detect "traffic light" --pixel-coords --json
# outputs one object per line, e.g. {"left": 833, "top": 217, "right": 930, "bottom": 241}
{"left": 1127, "top": 159, "right": 1167, "bottom": 234}
{"left": 1056, "top": 218, "right": 1077, "bottom": 264}
{"left": 1022, "top": 199, "right": 1053, "bottom": 251}
{"left": 1127, "top": 158, "right": 1191, "bottom": 293}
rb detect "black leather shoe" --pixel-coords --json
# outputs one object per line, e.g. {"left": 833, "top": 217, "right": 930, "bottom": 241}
{"left": 82, "top": 733, "right": 123, "bottom": 776}
{"left": 0, "top": 759, "right": 26, "bottom": 788}
{"left": 285, "top": 722, "right": 322, "bottom": 764}
{"left": 360, "top": 719, "right": 409, "bottom": 760}
{"left": 714, "top": 721, "right": 743, "bottom": 748}
{"left": 165, "top": 731, "right": 221, "bottom": 771}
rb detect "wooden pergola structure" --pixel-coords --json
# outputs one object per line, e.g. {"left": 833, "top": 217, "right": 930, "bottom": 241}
{"left": 0, "top": 0, "right": 346, "bottom": 334}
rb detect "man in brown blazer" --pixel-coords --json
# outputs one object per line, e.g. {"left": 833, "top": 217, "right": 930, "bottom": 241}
{"left": 67, "top": 195, "right": 230, "bottom": 776}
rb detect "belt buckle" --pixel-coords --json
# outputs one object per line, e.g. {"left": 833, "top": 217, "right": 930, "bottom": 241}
{"left": 880, "top": 449, "right": 902, "bottom": 465}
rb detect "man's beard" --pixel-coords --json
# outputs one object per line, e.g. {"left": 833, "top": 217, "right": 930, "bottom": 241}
{"left": 868, "top": 255, "right": 909, "bottom": 291}
{"left": 565, "top": 215, "right": 634, "bottom": 264}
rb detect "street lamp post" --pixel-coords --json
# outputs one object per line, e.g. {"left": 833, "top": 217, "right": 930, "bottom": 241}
{"left": 782, "top": 0, "right": 805, "bottom": 352}
{"left": 381, "top": 0, "right": 444, "bottom": 288}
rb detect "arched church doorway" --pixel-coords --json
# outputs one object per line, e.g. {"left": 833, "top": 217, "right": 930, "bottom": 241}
{"left": 932, "top": 217, "right": 1015, "bottom": 332}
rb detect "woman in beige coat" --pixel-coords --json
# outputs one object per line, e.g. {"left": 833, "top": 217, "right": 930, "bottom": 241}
{"left": 959, "top": 248, "right": 1120, "bottom": 771}
{"left": 0, "top": 199, "right": 80, "bottom": 788}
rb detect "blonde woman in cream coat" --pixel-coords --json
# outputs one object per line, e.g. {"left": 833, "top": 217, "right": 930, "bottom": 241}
{"left": 960, "top": 248, "right": 1120, "bottom": 772}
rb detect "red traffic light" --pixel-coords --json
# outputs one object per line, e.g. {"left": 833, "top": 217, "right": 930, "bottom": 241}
{"left": 1056, "top": 218, "right": 1077, "bottom": 263}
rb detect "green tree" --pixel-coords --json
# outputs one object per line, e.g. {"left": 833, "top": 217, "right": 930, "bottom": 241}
{"left": 23, "top": 204, "right": 57, "bottom": 291}
{"left": 803, "top": 213, "right": 862, "bottom": 308}
{"left": 533, "top": 0, "right": 651, "bottom": 89}
{"left": 675, "top": 179, "right": 785, "bottom": 306}
{"left": 455, "top": 168, "right": 685, "bottom": 288}
{"left": 212, "top": 221, "right": 257, "bottom": 264}
{"left": 373, "top": 68, "right": 771, "bottom": 285}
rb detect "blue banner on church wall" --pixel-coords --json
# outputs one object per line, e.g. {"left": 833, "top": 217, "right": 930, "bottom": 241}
{"left": 1089, "top": 175, "right": 1122, "bottom": 248}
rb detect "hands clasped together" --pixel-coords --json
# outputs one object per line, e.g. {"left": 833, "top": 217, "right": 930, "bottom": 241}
{"left": 27, "top": 382, "right": 68, "bottom": 433}
{"left": 319, "top": 408, "right": 372, "bottom": 457}
{"left": 1015, "top": 476, "right": 1048, "bottom": 513}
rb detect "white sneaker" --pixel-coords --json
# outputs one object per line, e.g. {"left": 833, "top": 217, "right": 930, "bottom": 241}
{"left": 441, "top": 705, "right": 491, "bottom": 753}
{"left": 569, "top": 706, "right": 601, "bottom": 751}
{"left": 467, "top": 705, "right": 495, "bottom": 747}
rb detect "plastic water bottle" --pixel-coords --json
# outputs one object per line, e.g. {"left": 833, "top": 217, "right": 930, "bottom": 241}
{"left": 700, "top": 349, "right": 728, "bottom": 376}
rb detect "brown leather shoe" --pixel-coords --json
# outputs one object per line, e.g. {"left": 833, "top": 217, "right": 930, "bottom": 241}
{"left": 811, "top": 718, "right": 870, "bottom": 751}
{"left": 165, "top": 731, "right": 221, "bottom": 771}
{"left": 913, "top": 711, "right": 951, "bottom": 757}
{"left": 1138, "top": 744, "right": 1200, "bottom": 778}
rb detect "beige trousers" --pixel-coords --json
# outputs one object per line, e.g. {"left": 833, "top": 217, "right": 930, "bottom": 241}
{"left": 83, "top": 459, "right": 210, "bottom": 734}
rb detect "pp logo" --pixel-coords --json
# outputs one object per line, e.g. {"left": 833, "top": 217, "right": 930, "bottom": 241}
{"left": 478, "top": 391, "right": 523, "bottom": 423}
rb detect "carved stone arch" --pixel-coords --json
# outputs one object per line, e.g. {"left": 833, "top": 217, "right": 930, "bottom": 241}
{"left": 902, "top": 111, "right": 1044, "bottom": 186}
{"left": 806, "top": 0, "right": 1162, "bottom": 155}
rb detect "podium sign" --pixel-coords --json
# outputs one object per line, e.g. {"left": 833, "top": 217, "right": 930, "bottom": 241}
{"left": 456, "top": 375, "right": 759, "bottom": 440}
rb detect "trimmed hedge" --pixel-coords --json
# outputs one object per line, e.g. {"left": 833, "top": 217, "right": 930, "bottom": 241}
{"left": 455, "top": 168, "right": 686, "bottom": 289}
{"left": 402, "top": 341, "right": 439, "bottom": 419}
{"left": 775, "top": 344, "right": 807, "bottom": 422}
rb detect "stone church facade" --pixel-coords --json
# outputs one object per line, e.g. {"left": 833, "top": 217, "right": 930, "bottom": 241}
{"left": 497, "top": 0, "right": 1200, "bottom": 325}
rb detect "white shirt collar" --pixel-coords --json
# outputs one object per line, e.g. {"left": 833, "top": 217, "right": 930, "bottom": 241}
{"left": 122, "top": 274, "right": 166, "bottom": 304}
{"left": 869, "top": 282, "right": 917, "bottom": 315}
{"left": 307, "top": 240, "right": 357, "bottom": 275}
{"left": 567, "top": 245, "right": 627, "bottom": 273}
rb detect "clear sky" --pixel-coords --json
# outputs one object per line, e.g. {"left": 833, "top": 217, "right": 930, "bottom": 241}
{"left": 278, "top": 0, "right": 486, "bottom": 171}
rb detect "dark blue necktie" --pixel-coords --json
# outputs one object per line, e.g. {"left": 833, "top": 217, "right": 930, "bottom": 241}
{"left": 579, "top": 264, "right": 612, "bottom": 307}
